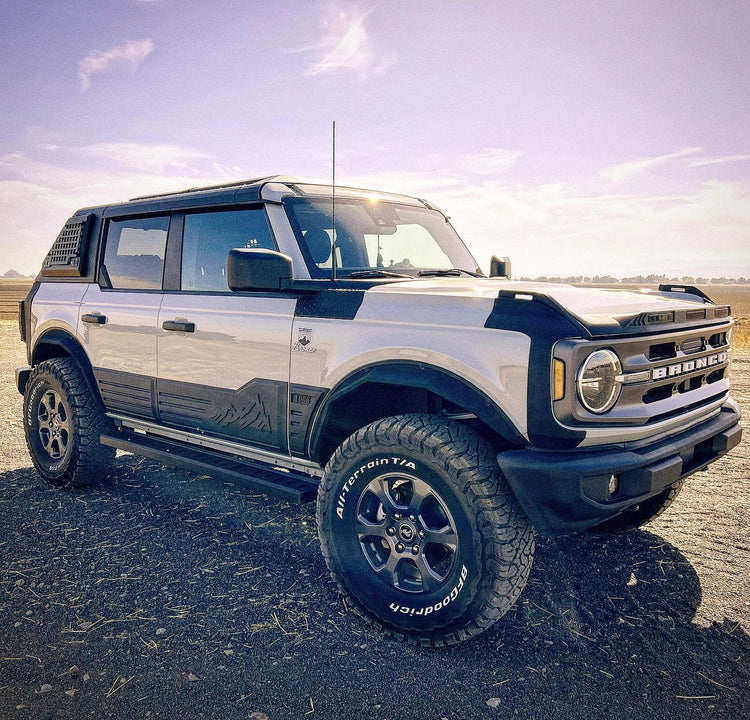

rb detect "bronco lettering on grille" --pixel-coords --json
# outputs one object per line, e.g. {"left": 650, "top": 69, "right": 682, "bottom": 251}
{"left": 651, "top": 350, "right": 728, "bottom": 381}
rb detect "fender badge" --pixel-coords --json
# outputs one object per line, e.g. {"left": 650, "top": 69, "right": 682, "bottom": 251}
{"left": 293, "top": 327, "right": 317, "bottom": 353}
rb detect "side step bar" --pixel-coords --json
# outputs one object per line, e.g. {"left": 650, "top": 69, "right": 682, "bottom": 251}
{"left": 101, "top": 431, "right": 319, "bottom": 504}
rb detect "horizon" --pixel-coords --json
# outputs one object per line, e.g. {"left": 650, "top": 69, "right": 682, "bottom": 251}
{"left": 5, "top": 266, "right": 750, "bottom": 284}
{"left": 1, "top": 1, "right": 748, "bottom": 278}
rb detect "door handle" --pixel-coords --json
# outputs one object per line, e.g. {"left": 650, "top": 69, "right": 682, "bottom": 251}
{"left": 162, "top": 320, "right": 195, "bottom": 333}
{"left": 82, "top": 313, "right": 107, "bottom": 325}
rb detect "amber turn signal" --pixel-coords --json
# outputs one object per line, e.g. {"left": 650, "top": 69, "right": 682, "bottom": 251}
{"left": 553, "top": 359, "right": 565, "bottom": 401}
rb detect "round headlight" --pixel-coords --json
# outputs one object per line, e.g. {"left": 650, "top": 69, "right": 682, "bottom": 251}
{"left": 577, "top": 349, "right": 622, "bottom": 414}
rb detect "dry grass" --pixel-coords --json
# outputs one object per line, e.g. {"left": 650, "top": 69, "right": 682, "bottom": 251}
{"left": 5, "top": 276, "right": 748, "bottom": 349}
{"left": 3, "top": 277, "right": 748, "bottom": 354}
{"left": 0, "top": 278, "right": 33, "bottom": 319}
{"left": 734, "top": 322, "right": 750, "bottom": 351}
{"left": 0, "top": 315, "right": 748, "bottom": 719}
{"left": 703, "top": 284, "right": 750, "bottom": 351}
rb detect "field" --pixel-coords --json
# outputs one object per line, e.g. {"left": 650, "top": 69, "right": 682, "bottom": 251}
{"left": 0, "top": 278, "right": 750, "bottom": 314}
{"left": 0, "top": 278, "right": 33, "bottom": 319}
{"left": 0, "top": 309, "right": 748, "bottom": 717}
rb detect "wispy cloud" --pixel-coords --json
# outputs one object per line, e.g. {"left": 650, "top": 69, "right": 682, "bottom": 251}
{"left": 78, "top": 39, "right": 154, "bottom": 92}
{"left": 600, "top": 147, "right": 702, "bottom": 183}
{"left": 2, "top": 143, "right": 749, "bottom": 279}
{"left": 0, "top": 144, "right": 242, "bottom": 274}
{"left": 299, "top": 6, "right": 394, "bottom": 79}
{"left": 349, "top": 169, "right": 750, "bottom": 278}
{"left": 464, "top": 148, "right": 523, "bottom": 176}
{"left": 687, "top": 153, "right": 750, "bottom": 168}
{"left": 80, "top": 143, "right": 210, "bottom": 173}
{"left": 0, "top": 144, "right": 236, "bottom": 195}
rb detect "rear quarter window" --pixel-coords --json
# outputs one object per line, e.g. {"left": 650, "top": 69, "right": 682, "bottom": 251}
{"left": 102, "top": 216, "right": 169, "bottom": 290}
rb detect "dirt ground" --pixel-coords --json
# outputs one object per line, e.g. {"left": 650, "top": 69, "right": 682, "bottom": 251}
{"left": 0, "top": 318, "right": 747, "bottom": 720}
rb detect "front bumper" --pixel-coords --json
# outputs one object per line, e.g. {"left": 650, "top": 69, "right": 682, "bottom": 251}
{"left": 497, "top": 402, "right": 742, "bottom": 536}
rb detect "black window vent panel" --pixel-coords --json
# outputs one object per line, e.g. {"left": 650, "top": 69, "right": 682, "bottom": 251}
{"left": 41, "top": 215, "right": 92, "bottom": 277}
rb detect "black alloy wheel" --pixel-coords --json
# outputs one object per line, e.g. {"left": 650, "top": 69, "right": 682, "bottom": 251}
{"left": 317, "top": 414, "right": 535, "bottom": 646}
{"left": 24, "top": 358, "right": 115, "bottom": 488}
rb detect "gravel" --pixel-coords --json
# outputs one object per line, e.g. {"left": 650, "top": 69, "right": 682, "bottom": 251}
{"left": 1, "top": 319, "right": 748, "bottom": 719}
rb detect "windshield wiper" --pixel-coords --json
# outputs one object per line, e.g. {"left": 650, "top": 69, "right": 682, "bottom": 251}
{"left": 417, "top": 268, "right": 482, "bottom": 278}
{"left": 344, "top": 269, "right": 412, "bottom": 279}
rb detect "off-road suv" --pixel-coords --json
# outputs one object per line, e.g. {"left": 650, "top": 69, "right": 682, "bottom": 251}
{"left": 17, "top": 176, "right": 742, "bottom": 646}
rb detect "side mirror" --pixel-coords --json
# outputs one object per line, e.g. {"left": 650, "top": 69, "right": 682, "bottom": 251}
{"left": 489, "top": 255, "right": 511, "bottom": 279}
{"left": 227, "top": 248, "right": 293, "bottom": 291}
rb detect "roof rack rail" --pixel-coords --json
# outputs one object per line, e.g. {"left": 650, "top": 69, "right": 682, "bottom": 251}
{"left": 129, "top": 176, "right": 276, "bottom": 202}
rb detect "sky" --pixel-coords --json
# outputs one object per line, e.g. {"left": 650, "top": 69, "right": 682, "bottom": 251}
{"left": 1, "top": 0, "right": 749, "bottom": 278}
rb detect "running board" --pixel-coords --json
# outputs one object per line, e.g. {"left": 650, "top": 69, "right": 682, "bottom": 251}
{"left": 100, "top": 431, "right": 319, "bottom": 504}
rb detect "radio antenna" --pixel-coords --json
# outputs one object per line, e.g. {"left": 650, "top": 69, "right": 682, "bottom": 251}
{"left": 331, "top": 120, "right": 337, "bottom": 283}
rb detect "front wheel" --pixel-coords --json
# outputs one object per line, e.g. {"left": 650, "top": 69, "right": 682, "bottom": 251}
{"left": 317, "top": 415, "right": 535, "bottom": 646}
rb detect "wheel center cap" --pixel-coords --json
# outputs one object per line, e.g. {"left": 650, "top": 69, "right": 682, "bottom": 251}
{"left": 397, "top": 522, "right": 416, "bottom": 543}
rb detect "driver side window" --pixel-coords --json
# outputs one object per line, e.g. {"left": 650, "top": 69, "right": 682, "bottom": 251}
{"left": 180, "top": 208, "right": 276, "bottom": 291}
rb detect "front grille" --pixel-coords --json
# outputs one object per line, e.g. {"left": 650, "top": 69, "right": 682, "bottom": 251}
{"left": 679, "top": 337, "right": 704, "bottom": 354}
{"left": 554, "top": 320, "right": 733, "bottom": 427}
{"left": 649, "top": 341, "right": 677, "bottom": 361}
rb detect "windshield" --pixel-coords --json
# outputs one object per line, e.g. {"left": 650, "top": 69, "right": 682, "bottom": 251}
{"left": 284, "top": 197, "right": 481, "bottom": 279}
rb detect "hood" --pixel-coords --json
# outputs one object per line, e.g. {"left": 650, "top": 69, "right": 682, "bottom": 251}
{"left": 369, "top": 278, "right": 730, "bottom": 336}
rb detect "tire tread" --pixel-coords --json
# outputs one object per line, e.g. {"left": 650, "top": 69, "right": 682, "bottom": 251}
{"left": 317, "top": 413, "right": 535, "bottom": 647}
{"left": 24, "top": 358, "right": 115, "bottom": 488}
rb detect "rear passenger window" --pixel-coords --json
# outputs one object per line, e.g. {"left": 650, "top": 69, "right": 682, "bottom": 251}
{"left": 102, "top": 216, "right": 169, "bottom": 290}
{"left": 180, "top": 208, "right": 276, "bottom": 291}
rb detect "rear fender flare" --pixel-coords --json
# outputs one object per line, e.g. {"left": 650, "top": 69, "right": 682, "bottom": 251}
{"left": 30, "top": 329, "right": 101, "bottom": 402}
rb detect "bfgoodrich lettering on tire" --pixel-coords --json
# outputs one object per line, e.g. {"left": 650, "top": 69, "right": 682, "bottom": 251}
{"left": 23, "top": 358, "right": 115, "bottom": 488}
{"left": 317, "top": 414, "right": 535, "bottom": 646}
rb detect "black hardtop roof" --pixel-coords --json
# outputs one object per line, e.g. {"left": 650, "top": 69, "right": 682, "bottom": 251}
{"left": 74, "top": 175, "right": 294, "bottom": 218}
{"left": 72, "top": 175, "right": 428, "bottom": 219}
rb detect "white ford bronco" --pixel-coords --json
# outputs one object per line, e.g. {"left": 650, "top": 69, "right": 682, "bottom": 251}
{"left": 17, "top": 176, "right": 742, "bottom": 646}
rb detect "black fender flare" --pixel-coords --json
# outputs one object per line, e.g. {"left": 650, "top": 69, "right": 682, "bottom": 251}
{"left": 308, "top": 361, "right": 527, "bottom": 460}
{"left": 30, "top": 329, "right": 102, "bottom": 401}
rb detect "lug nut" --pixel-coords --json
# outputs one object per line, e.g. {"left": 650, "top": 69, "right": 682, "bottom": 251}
{"left": 411, "top": 545, "right": 419, "bottom": 555}
{"left": 418, "top": 530, "right": 425, "bottom": 539}
{"left": 393, "top": 513, "right": 402, "bottom": 520}
{"left": 386, "top": 527, "right": 396, "bottom": 536}
{"left": 409, "top": 514, "right": 416, "bottom": 522}
{"left": 395, "top": 543, "right": 404, "bottom": 553}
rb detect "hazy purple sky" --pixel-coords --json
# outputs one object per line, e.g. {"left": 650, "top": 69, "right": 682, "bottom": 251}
{"left": 1, "top": 0, "right": 748, "bottom": 277}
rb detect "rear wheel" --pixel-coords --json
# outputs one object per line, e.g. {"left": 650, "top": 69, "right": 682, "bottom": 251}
{"left": 24, "top": 358, "right": 115, "bottom": 488}
{"left": 317, "top": 414, "right": 535, "bottom": 646}
{"left": 589, "top": 482, "right": 684, "bottom": 534}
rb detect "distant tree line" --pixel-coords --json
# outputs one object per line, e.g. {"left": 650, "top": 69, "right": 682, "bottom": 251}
{"left": 518, "top": 274, "right": 750, "bottom": 285}
{"left": 2, "top": 269, "right": 30, "bottom": 279}
{"left": 3, "top": 266, "right": 749, "bottom": 285}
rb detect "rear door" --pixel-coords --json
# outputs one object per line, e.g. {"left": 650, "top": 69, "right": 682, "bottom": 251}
{"left": 79, "top": 214, "right": 169, "bottom": 420}
{"left": 156, "top": 206, "right": 295, "bottom": 453}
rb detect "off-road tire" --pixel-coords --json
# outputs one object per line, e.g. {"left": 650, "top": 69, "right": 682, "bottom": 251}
{"left": 317, "top": 414, "right": 535, "bottom": 647}
{"left": 23, "top": 358, "right": 115, "bottom": 488}
{"left": 589, "top": 481, "right": 684, "bottom": 534}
